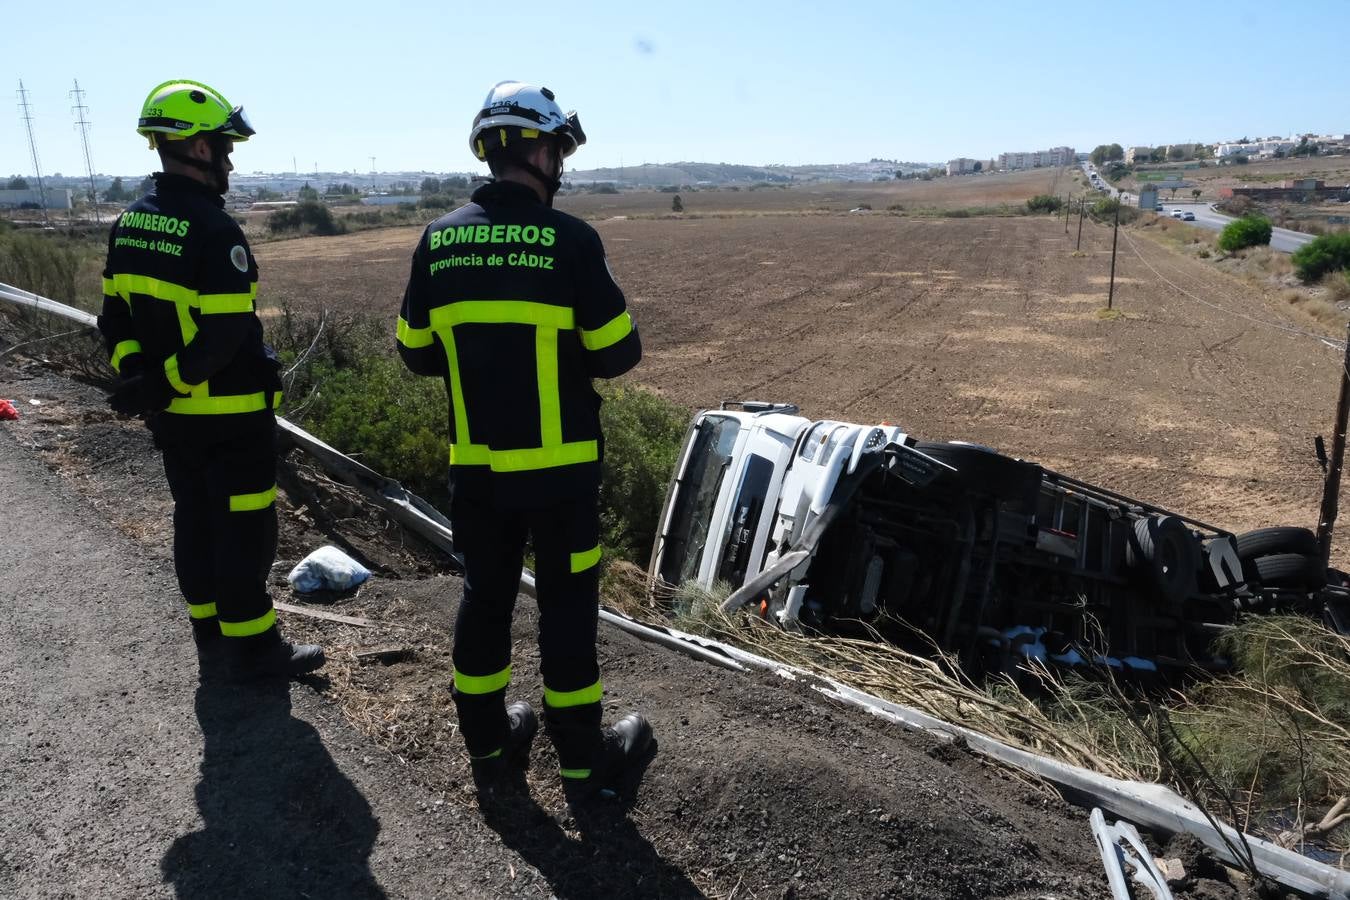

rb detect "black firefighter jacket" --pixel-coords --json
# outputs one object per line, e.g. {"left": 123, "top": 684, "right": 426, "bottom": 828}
{"left": 397, "top": 180, "right": 641, "bottom": 505}
{"left": 98, "top": 173, "right": 281, "bottom": 444}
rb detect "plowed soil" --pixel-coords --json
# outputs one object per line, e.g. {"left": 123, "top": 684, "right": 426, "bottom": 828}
{"left": 256, "top": 206, "right": 1344, "bottom": 548}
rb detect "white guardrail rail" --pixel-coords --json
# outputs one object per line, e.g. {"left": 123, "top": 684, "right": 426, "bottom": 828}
{"left": 2, "top": 280, "right": 1347, "bottom": 899}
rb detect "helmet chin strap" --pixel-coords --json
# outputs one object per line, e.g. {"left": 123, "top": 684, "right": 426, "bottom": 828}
{"left": 159, "top": 134, "right": 230, "bottom": 194}
{"left": 512, "top": 145, "right": 563, "bottom": 206}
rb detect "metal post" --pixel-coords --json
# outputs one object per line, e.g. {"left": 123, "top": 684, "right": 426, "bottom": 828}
{"left": 1077, "top": 196, "right": 1086, "bottom": 250}
{"left": 1107, "top": 201, "right": 1120, "bottom": 310}
{"left": 1316, "top": 321, "right": 1350, "bottom": 563}
{"left": 1065, "top": 194, "right": 1070, "bottom": 233}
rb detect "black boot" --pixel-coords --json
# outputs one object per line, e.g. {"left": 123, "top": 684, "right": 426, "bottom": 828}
{"left": 229, "top": 639, "right": 326, "bottom": 682}
{"left": 471, "top": 701, "right": 538, "bottom": 788}
{"left": 563, "top": 712, "right": 654, "bottom": 806}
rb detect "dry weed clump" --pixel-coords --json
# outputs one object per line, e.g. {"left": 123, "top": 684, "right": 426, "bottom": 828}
{"left": 1281, "top": 289, "right": 1345, "bottom": 329}
{"left": 624, "top": 580, "right": 1160, "bottom": 782}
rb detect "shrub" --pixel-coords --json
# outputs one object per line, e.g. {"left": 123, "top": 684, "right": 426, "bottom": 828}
{"left": 1026, "top": 194, "right": 1064, "bottom": 214}
{"left": 267, "top": 200, "right": 346, "bottom": 236}
{"left": 597, "top": 384, "right": 689, "bottom": 563}
{"left": 1216, "top": 215, "right": 1272, "bottom": 252}
{"left": 1292, "top": 232, "right": 1350, "bottom": 283}
{"left": 671, "top": 194, "right": 683, "bottom": 213}
{"left": 588, "top": 183, "right": 619, "bottom": 194}
{"left": 0, "top": 228, "right": 105, "bottom": 310}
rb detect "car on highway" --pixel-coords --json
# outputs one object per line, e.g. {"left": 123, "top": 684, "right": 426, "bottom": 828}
{"left": 1171, "top": 209, "right": 1184, "bottom": 218}
{"left": 1182, "top": 211, "right": 1196, "bottom": 221}
{"left": 1155, "top": 204, "right": 1165, "bottom": 212}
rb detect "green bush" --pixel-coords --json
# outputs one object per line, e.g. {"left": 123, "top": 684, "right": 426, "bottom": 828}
{"left": 0, "top": 228, "right": 105, "bottom": 310}
{"left": 1026, "top": 194, "right": 1064, "bottom": 214}
{"left": 1292, "top": 232, "right": 1350, "bottom": 283}
{"left": 267, "top": 200, "right": 346, "bottom": 236}
{"left": 1217, "top": 215, "right": 1273, "bottom": 252}
{"left": 597, "top": 383, "right": 689, "bottom": 563}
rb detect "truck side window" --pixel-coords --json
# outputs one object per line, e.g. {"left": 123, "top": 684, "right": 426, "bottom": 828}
{"left": 659, "top": 416, "right": 741, "bottom": 586}
{"left": 717, "top": 454, "right": 774, "bottom": 587}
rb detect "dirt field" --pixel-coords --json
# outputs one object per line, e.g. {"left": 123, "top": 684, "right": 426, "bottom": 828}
{"left": 256, "top": 204, "right": 1345, "bottom": 547}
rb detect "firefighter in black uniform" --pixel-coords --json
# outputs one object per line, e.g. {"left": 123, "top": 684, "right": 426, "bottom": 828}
{"left": 98, "top": 79, "right": 323, "bottom": 681}
{"left": 397, "top": 81, "right": 652, "bottom": 800}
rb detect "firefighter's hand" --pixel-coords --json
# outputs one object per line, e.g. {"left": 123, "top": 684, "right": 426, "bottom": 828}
{"left": 107, "top": 369, "right": 177, "bottom": 417}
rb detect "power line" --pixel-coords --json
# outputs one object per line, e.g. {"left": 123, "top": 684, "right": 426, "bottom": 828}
{"left": 16, "top": 79, "right": 50, "bottom": 226}
{"left": 70, "top": 79, "right": 101, "bottom": 224}
{"left": 1118, "top": 225, "right": 1343, "bottom": 350}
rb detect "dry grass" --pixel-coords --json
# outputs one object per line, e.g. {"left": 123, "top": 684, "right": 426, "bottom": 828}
{"left": 625, "top": 578, "right": 1160, "bottom": 782}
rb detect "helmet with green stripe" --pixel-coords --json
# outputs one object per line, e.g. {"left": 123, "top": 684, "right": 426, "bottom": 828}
{"left": 137, "top": 79, "right": 255, "bottom": 149}
{"left": 470, "top": 81, "right": 585, "bottom": 162}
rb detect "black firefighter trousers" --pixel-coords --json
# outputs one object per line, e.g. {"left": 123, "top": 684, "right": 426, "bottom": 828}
{"left": 449, "top": 491, "right": 604, "bottom": 780}
{"left": 158, "top": 417, "right": 281, "bottom": 654}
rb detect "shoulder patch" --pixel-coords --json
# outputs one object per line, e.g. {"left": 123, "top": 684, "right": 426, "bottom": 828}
{"left": 229, "top": 245, "right": 249, "bottom": 273}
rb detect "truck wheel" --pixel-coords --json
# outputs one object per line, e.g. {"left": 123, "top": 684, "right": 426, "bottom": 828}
{"left": 1251, "top": 552, "right": 1327, "bottom": 590}
{"left": 1128, "top": 515, "right": 1198, "bottom": 606}
{"left": 1234, "top": 526, "right": 1318, "bottom": 561}
{"left": 914, "top": 442, "right": 1042, "bottom": 505}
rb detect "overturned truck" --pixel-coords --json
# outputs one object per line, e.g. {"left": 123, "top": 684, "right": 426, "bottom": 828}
{"left": 649, "top": 402, "right": 1350, "bottom": 676}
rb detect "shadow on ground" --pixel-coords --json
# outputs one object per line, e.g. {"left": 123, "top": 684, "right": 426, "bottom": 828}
{"left": 161, "top": 678, "right": 386, "bottom": 898}
{"left": 476, "top": 744, "right": 704, "bottom": 899}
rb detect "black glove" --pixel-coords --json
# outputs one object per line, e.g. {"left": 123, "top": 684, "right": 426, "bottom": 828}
{"left": 108, "top": 367, "right": 178, "bottom": 417}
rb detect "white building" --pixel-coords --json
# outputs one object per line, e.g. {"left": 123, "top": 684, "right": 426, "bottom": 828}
{"left": 998, "top": 147, "right": 1076, "bottom": 170}
{"left": 946, "top": 158, "right": 979, "bottom": 176}
{"left": 0, "top": 188, "right": 74, "bottom": 210}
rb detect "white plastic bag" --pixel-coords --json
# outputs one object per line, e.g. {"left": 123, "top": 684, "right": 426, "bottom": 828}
{"left": 287, "top": 545, "right": 371, "bottom": 593}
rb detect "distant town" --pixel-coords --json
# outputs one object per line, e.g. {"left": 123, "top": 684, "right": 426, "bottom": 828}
{"left": 2, "top": 132, "right": 1346, "bottom": 213}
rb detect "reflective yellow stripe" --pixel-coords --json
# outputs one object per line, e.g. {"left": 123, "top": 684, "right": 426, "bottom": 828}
{"left": 163, "top": 354, "right": 193, "bottom": 394}
{"left": 454, "top": 666, "right": 511, "bottom": 695}
{"left": 443, "top": 328, "right": 473, "bottom": 447}
{"left": 198, "top": 287, "right": 256, "bottom": 315}
{"left": 449, "top": 440, "right": 600, "bottom": 472}
{"left": 544, "top": 680, "right": 602, "bottom": 709}
{"left": 229, "top": 485, "right": 277, "bottom": 512}
{"left": 187, "top": 601, "right": 218, "bottom": 620}
{"left": 429, "top": 300, "right": 574, "bottom": 330}
{"left": 166, "top": 392, "right": 272, "bottom": 415}
{"left": 471, "top": 748, "right": 503, "bottom": 761}
{"left": 109, "top": 340, "right": 142, "bottom": 373}
{"left": 560, "top": 768, "right": 592, "bottom": 780}
{"left": 397, "top": 315, "right": 435, "bottom": 349}
{"left": 520, "top": 128, "right": 539, "bottom": 138}
{"left": 579, "top": 311, "right": 634, "bottom": 351}
{"left": 102, "top": 276, "right": 117, "bottom": 296}
{"left": 570, "top": 545, "right": 601, "bottom": 574}
{"left": 219, "top": 607, "right": 277, "bottom": 638}
{"left": 449, "top": 443, "right": 491, "bottom": 465}
{"left": 489, "top": 441, "right": 598, "bottom": 473}
{"left": 109, "top": 273, "right": 198, "bottom": 305}
{"left": 536, "top": 326, "right": 562, "bottom": 446}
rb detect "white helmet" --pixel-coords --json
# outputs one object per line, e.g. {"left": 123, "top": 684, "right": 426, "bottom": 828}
{"left": 469, "top": 81, "right": 586, "bottom": 162}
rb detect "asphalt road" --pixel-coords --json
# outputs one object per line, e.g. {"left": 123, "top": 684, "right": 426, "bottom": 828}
{"left": 1152, "top": 201, "right": 1316, "bottom": 253}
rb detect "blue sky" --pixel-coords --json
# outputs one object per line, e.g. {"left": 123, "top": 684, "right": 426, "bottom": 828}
{"left": 3, "top": 0, "right": 1347, "bottom": 179}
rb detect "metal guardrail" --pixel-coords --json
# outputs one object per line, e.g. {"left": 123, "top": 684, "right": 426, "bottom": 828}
{"left": 2, "top": 281, "right": 1346, "bottom": 898}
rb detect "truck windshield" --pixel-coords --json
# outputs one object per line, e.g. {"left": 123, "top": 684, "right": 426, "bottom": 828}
{"left": 658, "top": 415, "right": 741, "bottom": 586}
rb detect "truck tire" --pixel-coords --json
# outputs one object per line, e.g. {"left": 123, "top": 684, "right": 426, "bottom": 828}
{"left": 1251, "top": 552, "right": 1327, "bottom": 590}
{"left": 1234, "top": 526, "right": 1318, "bottom": 561}
{"left": 914, "top": 442, "right": 1041, "bottom": 506}
{"left": 1127, "top": 515, "right": 1198, "bottom": 606}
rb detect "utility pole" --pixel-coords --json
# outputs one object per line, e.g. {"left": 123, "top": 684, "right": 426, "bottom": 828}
{"left": 1316, "top": 320, "right": 1350, "bottom": 563}
{"left": 1065, "top": 194, "right": 1070, "bottom": 233}
{"left": 369, "top": 156, "right": 376, "bottom": 192}
{"left": 1076, "top": 195, "right": 1085, "bottom": 251}
{"left": 17, "top": 79, "right": 51, "bottom": 226}
{"left": 1106, "top": 199, "right": 1121, "bottom": 310}
{"left": 70, "top": 79, "right": 101, "bottom": 224}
